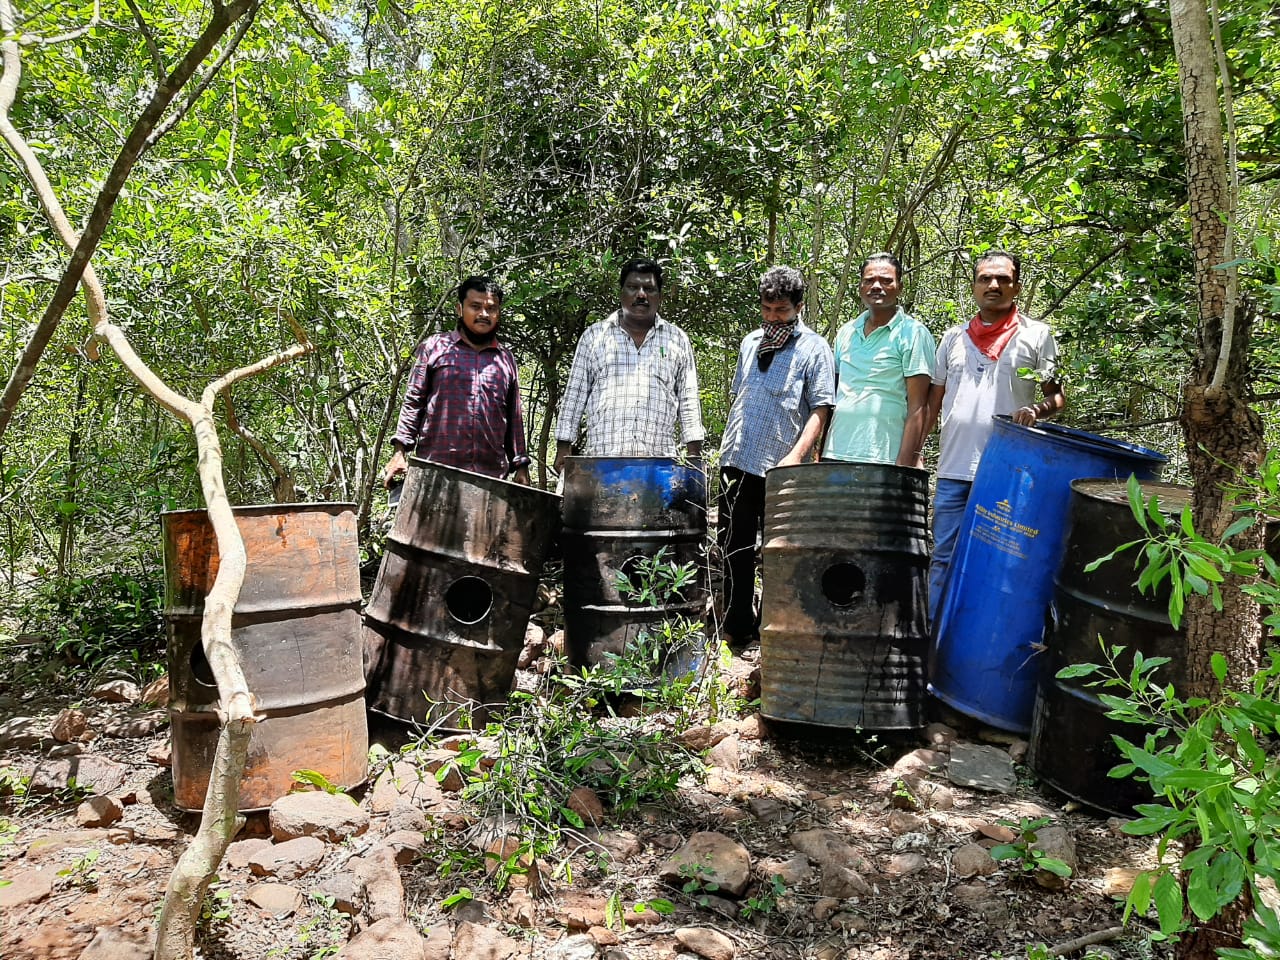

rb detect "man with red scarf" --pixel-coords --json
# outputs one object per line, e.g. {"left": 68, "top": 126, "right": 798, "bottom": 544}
{"left": 923, "top": 250, "right": 1065, "bottom": 626}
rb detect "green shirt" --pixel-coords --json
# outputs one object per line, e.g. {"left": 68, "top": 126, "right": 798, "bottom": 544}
{"left": 823, "top": 307, "right": 936, "bottom": 464}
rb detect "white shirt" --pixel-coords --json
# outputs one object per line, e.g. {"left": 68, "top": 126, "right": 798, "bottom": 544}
{"left": 931, "top": 315, "right": 1058, "bottom": 481}
{"left": 555, "top": 311, "right": 706, "bottom": 456}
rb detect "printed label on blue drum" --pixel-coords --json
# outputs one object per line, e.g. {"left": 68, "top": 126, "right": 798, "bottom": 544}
{"left": 970, "top": 498, "right": 1040, "bottom": 560}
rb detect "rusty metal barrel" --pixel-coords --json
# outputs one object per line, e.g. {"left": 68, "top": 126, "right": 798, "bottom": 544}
{"left": 560, "top": 457, "right": 708, "bottom": 668}
{"left": 163, "top": 503, "right": 368, "bottom": 812}
{"left": 363, "top": 458, "right": 561, "bottom": 730}
{"left": 1028, "top": 479, "right": 1188, "bottom": 816}
{"left": 760, "top": 461, "right": 930, "bottom": 730}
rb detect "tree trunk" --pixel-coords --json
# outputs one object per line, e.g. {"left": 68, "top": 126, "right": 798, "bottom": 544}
{"left": 1169, "top": 0, "right": 1264, "bottom": 953}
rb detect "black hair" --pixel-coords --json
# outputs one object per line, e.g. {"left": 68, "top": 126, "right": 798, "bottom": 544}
{"left": 859, "top": 252, "right": 903, "bottom": 284}
{"left": 758, "top": 265, "right": 806, "bottom": 307}
{"left": 457, "top": 275, "right": 504, "bottom": 304}
{"left": 973, "top": 250, "right": 1021, "bottom": 283}
{"left": 618, "top": 258, "right": 664, "bottom": 291}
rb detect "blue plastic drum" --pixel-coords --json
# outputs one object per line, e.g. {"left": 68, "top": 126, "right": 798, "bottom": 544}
{"left": 928, "top": 417, "right": 1167, "bottom": 732}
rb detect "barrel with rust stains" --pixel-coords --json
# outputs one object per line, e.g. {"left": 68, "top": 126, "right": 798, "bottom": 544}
{"left": 163, "top": 503, "right": 367, "bottom": 812}
{"left": 760, "top": 461, "right": 930, "bottom": 730}
{"left": 560, "top": 456, "right": 708, "bottom": 668}
{"left": 363, "top": 458, "right": 561, "bottom": 729}
{"left": 1028, "top": 478, "right": 1187, "bottom": 816}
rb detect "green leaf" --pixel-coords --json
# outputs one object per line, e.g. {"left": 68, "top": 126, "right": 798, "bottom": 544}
{"left": 1221, "top": 515, "right": 1254, "bottom": 540}
{"left": 1211, "top": 653, "right": 1228, "bottom": 684}
{"left": 1152, "top": 871, "right": 1184, "bottom": 934}
{"left": 1056, "top": 662, "right": 1101, "bottom": 679}
{"left": 1099, "top": 91, "right": 1125, "bottom": 109}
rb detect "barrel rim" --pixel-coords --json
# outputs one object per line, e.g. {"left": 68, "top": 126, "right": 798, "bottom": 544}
{"left": 408, "top": 457, "right": 563, "bottom": 505}
{"left": 1070, "top": 477, "right": 1191, "bottom": 512}
{"left": 161, "top": 501, "right": 357, "bottom": 519}
{"left": 768, "top": 460, "right": 930, "bottom": 479}
{"left": 992, "top": 415, "right": 1168, "bottom": 464}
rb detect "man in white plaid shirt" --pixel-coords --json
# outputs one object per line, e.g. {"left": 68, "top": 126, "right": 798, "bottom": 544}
{"left": 554, "top": 258, "right": 705, "bottom": 470}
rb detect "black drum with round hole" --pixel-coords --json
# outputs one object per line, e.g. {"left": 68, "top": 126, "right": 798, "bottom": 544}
{"left": 363, "top": 459, "right": 561, "bottom": 730}
{"left": 760, "top": 461, "right": 930, "bottom": 730}
{"left": 559, "top": 457, "right": 708, "bottom": 668}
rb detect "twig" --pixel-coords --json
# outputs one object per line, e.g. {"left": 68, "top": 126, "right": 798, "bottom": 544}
{"left": 1046, "top": 925, "right": 1127, "bottom": 956}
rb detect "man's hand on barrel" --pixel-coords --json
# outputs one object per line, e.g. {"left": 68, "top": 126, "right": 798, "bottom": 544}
{"left": 384, "top": 448, "right": 408, "bottom": 488}
{"left": 1013, "top": 405, "right": 1038, "bottom": 426}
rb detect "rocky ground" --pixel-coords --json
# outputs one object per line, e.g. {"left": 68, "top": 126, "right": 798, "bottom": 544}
{"left": 0, "top": 639, "right": 1167, "bottom": 960}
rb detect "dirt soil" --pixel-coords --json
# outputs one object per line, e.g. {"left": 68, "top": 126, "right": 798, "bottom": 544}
{"left": 0, "top": 642, "right": 1168, "bottom": 960}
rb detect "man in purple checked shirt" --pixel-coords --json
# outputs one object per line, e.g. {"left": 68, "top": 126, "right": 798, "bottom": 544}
{"left": 383, "top": 276, "right": 532, "bottom": 492}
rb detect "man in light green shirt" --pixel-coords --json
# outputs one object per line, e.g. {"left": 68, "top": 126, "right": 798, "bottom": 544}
{"left": 823, "top": 253, "right": 936, "bottom": 466}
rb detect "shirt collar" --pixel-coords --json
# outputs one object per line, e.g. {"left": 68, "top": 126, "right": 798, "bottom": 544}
{"left": 609, "top": 309, "right": 666, "bottom": 331}
{"left": 448, "top": 328, "right": 501, "bottom": 351}
{"left": 857, "top": 306, "right": 905, "bottom": 332}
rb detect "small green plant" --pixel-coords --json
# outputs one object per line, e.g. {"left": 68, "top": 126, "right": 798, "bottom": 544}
{"left": 297, "top": 892, "right": 350, "bottom": 959}
{"left": 56, "top": 848, "right": 101, "bottom": 890}
{"left": 605, "top": 892, "right": 674, "bottom": 930}
{"left": 890, "top": 777, "right": 917, "bottom": 809}
{"left": 199, "top": 877, "right": 233, "bottom": 928}
{"left": 740, "top": 874, "right": 787, "bottom": 919}
{"left": 989, "top": 817, "right": 1073, "bottom": 880}
{"left": 1063, "top": 647, "right": 1280, "bottom": 954}
{"left": 678, "top": 859, "right": 721, "bottom": 906}
{"left": 440, "top": 886, "right": 475, "bottom": 911}
{"left": 291, "top": 769, "right": 342, "bottom": 794}
{"left": 1083, "top": 474, "right": 1257, "bottom": 628}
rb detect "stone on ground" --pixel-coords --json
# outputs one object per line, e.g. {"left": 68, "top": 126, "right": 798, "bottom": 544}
{"left": 947, "top": 743, "right": 1016, "bottom": 793}
{"left": 91, "top": 679, "right": 141, "bottom": 703}
{"left": 350, "top": 845, "right": 405, "bottom": 921}
{"left": 657, "top": 831, "right": 751, "bottom": 897}
{"left": 247, "top": 881, "right": 303, "bottom": 917}
{"left": 315, "top": 870, "right": 366, "bottom": 916}
{"left": 27, "top": 756, "right": 127, "bottom": 795}
{"left": 248, "top": 836, "right": 326, "bottom": 880}
{"left": 675, "top": 926, "right": 735, "bottom": 960}
{"left": 76, "top": 795, "right": 124, "bottom": 827}
{"left": 950, "top": 843, "right": 997, "bottom": 878}
{"left": 0, "top": 867, "right": 54, "bottom": 908}
{"left": 546, "top": 933, "right": 598, "bottom": 960}
{"left": 1030, "top": 824, "right": 1077, "bottom": 890}
{"left": 452, "top": 919, "right": 530, "bottom": 960}
{"left": 566, "top": 786, "right": 605, "bottom": 827}
{"left": 140, "top": 674, "right": 170, "bottom": 706}
{"left": 50, "top": 708, "right": 88, "bottom": 742}
{"left": 336, "top": 917, "right": 427, "bottom": 960}
{"left": 76, "top": 926, "right": 152, "bottom": 959}
{"left": 270, "top": 790, "right": 370, "bottom": 842}
{"left": 0, "top": 716, "right": 45, "bottom": 750}
{"left": 370, "top": 760, "right": 447, "bottom": 813}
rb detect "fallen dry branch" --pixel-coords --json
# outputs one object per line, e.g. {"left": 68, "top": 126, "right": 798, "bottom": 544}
{"left": 1046, "top": 925, "right": 1127, "bottom": 956}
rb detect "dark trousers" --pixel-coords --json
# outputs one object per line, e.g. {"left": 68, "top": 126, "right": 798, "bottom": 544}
{"left": 717, "top": 466, "right": 767, "bottom": 641}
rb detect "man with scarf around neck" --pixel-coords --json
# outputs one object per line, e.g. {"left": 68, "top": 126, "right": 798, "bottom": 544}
{"left": 822, "top": 253, "right": 936, "bottom": 467}
{"left": 553, "top": 258, "right": 705, "bottom": 470}
{"left": 923, "top": 250, "right": 1065, "bottom": 626}
{"left": 716, "top": 266, "right": 835, "bottom": 650}
{"left": 384, "top": 275, "right": 532, "bottom": 490}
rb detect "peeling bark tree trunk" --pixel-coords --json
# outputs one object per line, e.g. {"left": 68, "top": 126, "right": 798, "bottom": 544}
{"left": 1169, "top": 0, "right": 1263, "bottom": 955}
{"left": 0, "top": 5, "right": 315, "bottom": 959}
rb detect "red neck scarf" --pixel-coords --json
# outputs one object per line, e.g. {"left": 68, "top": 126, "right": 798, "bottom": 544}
{"left": 967, "top": 308, "right": 1019, "bottom": 361}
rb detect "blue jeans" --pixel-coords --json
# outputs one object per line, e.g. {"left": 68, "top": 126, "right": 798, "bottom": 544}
{"left": 930, "top": 478, "right": 973, "bottom": 629}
